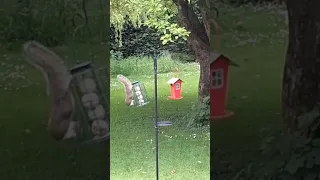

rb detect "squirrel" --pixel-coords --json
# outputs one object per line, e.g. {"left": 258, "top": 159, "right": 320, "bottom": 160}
{"left": 117, "top": 74, "right": 134, "bottom": 106}
{"left": 23, "top": 41, "right": 78, "bottom": 141}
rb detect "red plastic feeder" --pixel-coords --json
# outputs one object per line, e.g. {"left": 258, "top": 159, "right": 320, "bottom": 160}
{"left": 210, "top": 52, "right": 238, "bottom": 120}
{"left": 167, "top": 78, "right": 183, "bottom": 100}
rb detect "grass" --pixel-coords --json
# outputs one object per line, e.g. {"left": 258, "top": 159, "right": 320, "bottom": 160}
{"left": 0, "top": 2, "right": 290, "bottom": 179}
{"left": 210, "top": 3, "right": 288, "bottom": 177}
{"left": 110, "top": 57, "right": 210, "bottom": 179}
{"left": 0, "top": 43, "right": 109, "bottom": 179}
{"left": 111, "top": 2, "right": 290, "bottom": 178}
{"left": 110, "top": 51, "right": 196, "bottom": 77}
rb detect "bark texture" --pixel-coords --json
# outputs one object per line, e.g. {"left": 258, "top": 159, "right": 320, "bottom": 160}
{"left": 282, "top": 0, "right": 320, "bottom": 137}
{"left": 173, "top": 0, "right": 214, "bottom": 102}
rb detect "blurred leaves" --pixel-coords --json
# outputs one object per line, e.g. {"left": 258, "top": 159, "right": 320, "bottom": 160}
{"left": 110, "top": 0, "right": 190, "bottom": 47}
{"left": 110, "top": 23, "right": 194, "bottom": 58}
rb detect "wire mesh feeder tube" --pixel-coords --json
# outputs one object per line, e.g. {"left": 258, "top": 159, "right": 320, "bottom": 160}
{"left": 131, "top": 81, "right": 150, "bottom": 107}
{"left": 69, "top": 61, "right": 109, "bottom": 144}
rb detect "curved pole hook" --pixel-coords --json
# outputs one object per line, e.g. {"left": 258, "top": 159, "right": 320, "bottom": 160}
{"left": 71, "top": 0, "right": 93, "bottom": 61}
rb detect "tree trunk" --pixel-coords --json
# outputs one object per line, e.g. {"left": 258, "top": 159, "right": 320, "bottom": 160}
{"left": 282, "top": 0, "right": 320, "bottom": 137}
{"left": 173, "top": 0, "right": 211, "bottom": 102}
{"left": 189, "top": 34, "right": 210, "bottom": 103}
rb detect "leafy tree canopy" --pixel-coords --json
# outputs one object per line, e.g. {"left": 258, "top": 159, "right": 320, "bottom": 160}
{"left": 110, "top": 0, "right": 191, "bottom": 46}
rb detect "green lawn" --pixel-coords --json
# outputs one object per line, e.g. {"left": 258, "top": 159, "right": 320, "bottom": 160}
{"left": 110, "top": 3, "right": 289, "bottom": 179}
{"left": 211, "top": 3, "right": 288, "bottom": 177}
{"left": 0, "top": 43, "right": 109, "bottom": 179}
{"left": 110, "top": 61, "right": 210, "bottom": 179}
{"left": 0, "top": 3, "right": 289, "bottom": 179}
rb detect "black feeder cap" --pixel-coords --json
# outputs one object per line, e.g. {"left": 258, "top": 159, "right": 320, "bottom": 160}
{"left": 69, "top": 61, "right": 92, "bottom": 75}
{"left": 131, "top": 81, "right": 139, "bottom": 85}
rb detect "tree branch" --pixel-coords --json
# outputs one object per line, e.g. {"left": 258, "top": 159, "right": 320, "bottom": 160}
{"left": 173, "top": 0, "right": 209, "bottom": 47}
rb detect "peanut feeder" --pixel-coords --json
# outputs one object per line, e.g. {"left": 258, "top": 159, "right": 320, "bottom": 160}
{"left": 69, "top": 61, "right": 109, "bottom": 144}
{"left": 131, "top": 81, "right": 150, "bottom": 107}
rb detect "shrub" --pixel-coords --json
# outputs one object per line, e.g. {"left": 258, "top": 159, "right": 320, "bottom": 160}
{"left": 186, "top": 96, "right": 210, "bottom": 126}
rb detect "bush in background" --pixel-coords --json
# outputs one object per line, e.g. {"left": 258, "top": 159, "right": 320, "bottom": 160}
{"left": 110, "top": 24, "right": 194, "bottom": 58}
{"left": 110, "top": 51, "right": 196, "bottom": 76}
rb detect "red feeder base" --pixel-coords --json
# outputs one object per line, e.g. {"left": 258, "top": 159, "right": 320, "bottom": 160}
{"left": 210, "top": 109, "right": 234, "bottom": 120}
{"left": 168, "top": 96, "right": 183, "bottom": 100}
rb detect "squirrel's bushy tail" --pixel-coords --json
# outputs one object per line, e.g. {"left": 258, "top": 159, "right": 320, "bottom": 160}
{"left": 117, "top": 74, "right": 134, "bottom": 106}
{"left": 23, "top": 41, "right": 71, "bottom": 95}
{"left": 23, "top": 41, "right": 74, "bottom": 140}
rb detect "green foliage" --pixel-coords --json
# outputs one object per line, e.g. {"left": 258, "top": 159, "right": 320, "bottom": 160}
{"left": 110, "top": 49, "right": 124, "bottom": 60}
{"left": 275, "top": 108, "right": 320, "bottom": 179}
{"left": 110, "top": 0, "right": 190, "bottom": 46}
{"left": 0, "top": 0, "right": 107, "bottom": 49}
{"left": 110, "top": 23, "right": 193, "bottom": 58}
{"left": 297, "top": 106, "right": 320, "bottom": 130}
{"left": 171, "top": 52, "right": 195, "bottom": 63}
{"left": 186, "top": 96, "right": 210, "bottom": 126}
{"left": 109, "top": 0, "right": 211, "bottom": 57}
{"left": 224, "top": 108, "right": 320, "bottom": 179}
{"left": 276, "top": 139, "right": 320, "bottom": 179}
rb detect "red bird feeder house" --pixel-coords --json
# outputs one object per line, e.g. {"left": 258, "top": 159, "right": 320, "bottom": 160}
{"left": 167, "top": 78, "right": 183, "bottom": 100}
{"left": 210, "top": 52, "right": 238, "bottom": 120}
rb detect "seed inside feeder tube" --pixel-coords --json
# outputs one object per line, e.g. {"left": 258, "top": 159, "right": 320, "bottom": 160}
{"left": 95, "top": 105, "right": 105, "bottom": 119}
{"left": 135, "top": 86, "right": 141, "bottom": 91}
{"left": 88, "top": 110, "right": 96, "bottom": 120}
{"left": 138, "top": 95, "right": 144, "bottom": 100}
{"left": 81, "top": 93, "right": 99, "bottom": 108}
{"left": 91, "top": 119, "right": 109, "bottom": 137}
{"left": 87, "top": 105, "right": 105, "bottom": 120}
{"left": 79, "top": 78, "right": 97, "bottom": 93}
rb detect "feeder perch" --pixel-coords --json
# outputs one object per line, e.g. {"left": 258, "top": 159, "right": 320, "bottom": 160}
{"left": 167, "top": 78, "right": 183, "bottom": 100}
{"left": 210, "top": 52, "right": 238, "bottom": 120}
{"left": 69, "top": 61, "right": 109, "bottom": 144}
{"left": 131, "top": 81, "right": 150, "bottom": 107}
{"left": 157, "top": 121, "right": 172, "bottom": 127}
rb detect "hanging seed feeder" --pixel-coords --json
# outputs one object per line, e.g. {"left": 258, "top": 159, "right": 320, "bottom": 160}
{"left": 131, "top": 81, "right": 150, "bottom": 107}
{"left": 69, "top": 61, "right": 109, "bottom": 144}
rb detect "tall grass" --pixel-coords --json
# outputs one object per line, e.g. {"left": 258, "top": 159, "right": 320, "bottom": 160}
{"left": 110, "top": 52, "right": 196, "bottom": 77}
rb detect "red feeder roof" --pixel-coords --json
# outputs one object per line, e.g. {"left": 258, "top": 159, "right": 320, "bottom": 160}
{"left": 167, "top": 78, "right": 183, "bottom": 85}
{"left": 210, "top": 52, "right": 239, "bottom": 67}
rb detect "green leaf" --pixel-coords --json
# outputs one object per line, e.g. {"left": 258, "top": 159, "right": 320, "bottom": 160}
{"left": 291, "top": 135, "right": 310, "bottom": 148}
{"left": 284, "top": 154, "right": 304, "bottom": 175}
{"left": 297, "top": 107, "right": 320, "bottom": 130}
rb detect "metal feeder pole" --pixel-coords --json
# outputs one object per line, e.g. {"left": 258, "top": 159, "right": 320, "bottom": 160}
{"left": 153, "top": 55, "right": 159, "bottom": 180}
